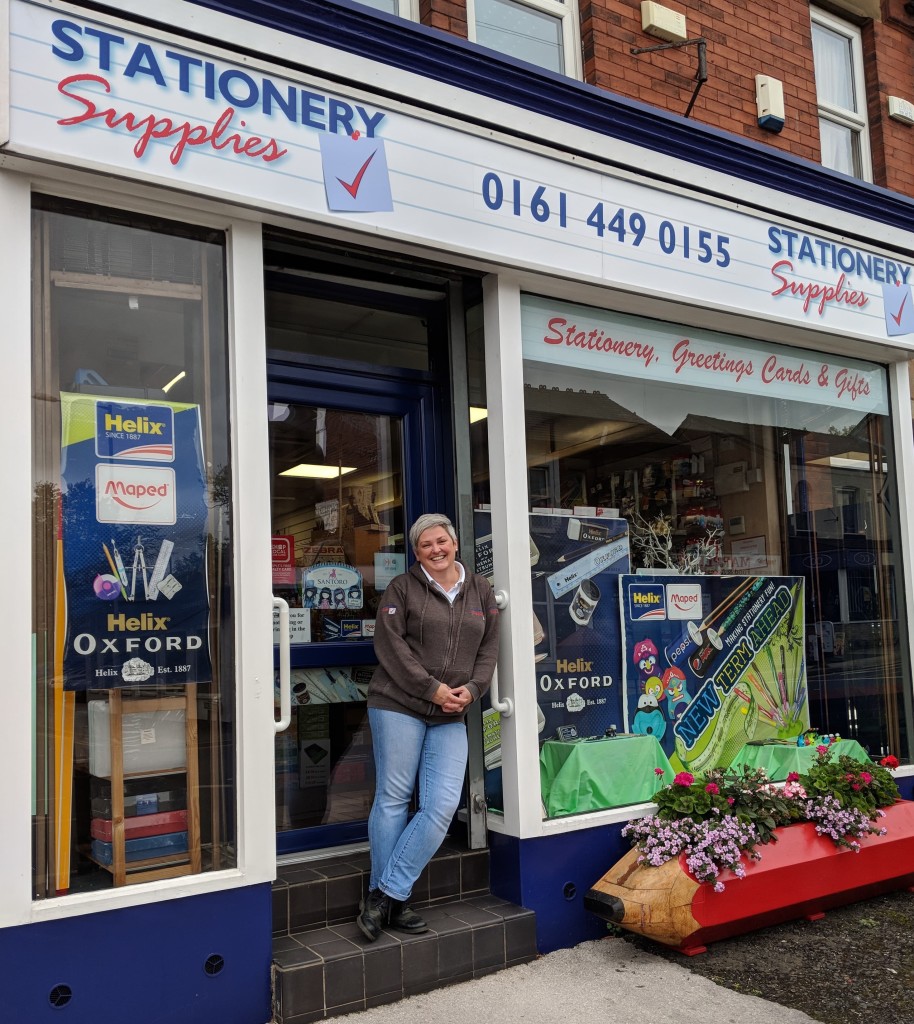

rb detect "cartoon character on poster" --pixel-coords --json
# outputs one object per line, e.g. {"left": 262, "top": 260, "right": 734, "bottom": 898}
{"left": 621, "top": 575, "right": 809, "bottom": 773}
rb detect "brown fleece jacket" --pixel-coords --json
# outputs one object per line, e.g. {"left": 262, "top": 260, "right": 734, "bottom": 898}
{"left": 368, "top": 562, "right": 500, "bottom": 723}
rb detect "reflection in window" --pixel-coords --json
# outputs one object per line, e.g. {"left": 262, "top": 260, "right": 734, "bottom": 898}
{"left": 517, "top": 295, "right": 911, "bottom": 812}
{"left": 31, "top": 198, "right": 235, "bottom": 896}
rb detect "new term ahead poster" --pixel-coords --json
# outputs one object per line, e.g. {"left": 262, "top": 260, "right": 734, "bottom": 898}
{"left": 621, "top": 575, "right": 807, "bottom": 774}
{"left": 59, "top": 393, "right": 212, "bottom": 690}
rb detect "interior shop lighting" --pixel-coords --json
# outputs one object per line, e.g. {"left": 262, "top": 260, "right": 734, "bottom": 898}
{"left": 470, "top": 406, "right": 488, "bottom": 423}
{"left": 280, "top": 464, "right": 356, "bottom": 478}
{"left": 162, "top": 370, "right": 186, "bottom": 393}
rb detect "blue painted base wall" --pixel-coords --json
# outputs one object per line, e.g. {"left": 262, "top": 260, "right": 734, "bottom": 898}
{"left": 489, "top": 825, "right": 628, "bottom": 953}
{"left": 0, "top": 884, "right": 272, "bottom": 1024}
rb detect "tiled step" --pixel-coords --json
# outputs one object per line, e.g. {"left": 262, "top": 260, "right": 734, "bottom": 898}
{"left": 272, "top": 839, "right": 491, "bottom": 936}
{"left": 272, "top": 894, "right": 538, "bottom": 1022}
{"left": 271, "top": 841, "right": 538, "bottom": 1021}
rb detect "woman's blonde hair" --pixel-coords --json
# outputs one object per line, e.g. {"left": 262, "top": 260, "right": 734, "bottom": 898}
{"left": 409, "top": 513, "right": 457, "bottom": 551}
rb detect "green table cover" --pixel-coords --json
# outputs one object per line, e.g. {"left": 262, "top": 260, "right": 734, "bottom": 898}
{"left": 539, "top": 735, "right": 674, "bottom": 818}
{"left": 731, "top": 739, "right": 872, "bottom": 781}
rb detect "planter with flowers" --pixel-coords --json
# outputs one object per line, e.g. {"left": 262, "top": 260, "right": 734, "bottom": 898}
{"left": 584, "top": 749, "right": 914, "bottom": 955}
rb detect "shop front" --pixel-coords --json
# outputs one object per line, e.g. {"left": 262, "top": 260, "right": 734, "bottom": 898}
{"left": 4, "top": 1, "right": 914, "bottom": 1021}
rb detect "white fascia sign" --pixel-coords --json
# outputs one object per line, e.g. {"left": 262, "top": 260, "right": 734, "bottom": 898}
{"left": 6, "top": 0, "right": 914, "bottom": 345}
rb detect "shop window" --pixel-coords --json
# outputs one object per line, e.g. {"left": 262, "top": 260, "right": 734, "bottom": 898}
{"left": 31, "top": 198, "right": 235, "bottom": 896}
{"left": 519, "top": 294, "right": 911, "bottom": 819}
{"left": 810, "top": 8, "right": 872, "bottom": 181}
{"left": 469, "top": 0, "right": 579, "bottom": 76}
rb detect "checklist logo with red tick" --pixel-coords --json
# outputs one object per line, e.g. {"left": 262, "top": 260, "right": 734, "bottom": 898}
{"left": 319, "top": 132, "right": 393, "bottom": 213}
{"left": 883, "top": 282, "right": 914, "bottom": 336}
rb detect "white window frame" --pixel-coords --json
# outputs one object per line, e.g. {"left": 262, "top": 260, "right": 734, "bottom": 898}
{"left": 467, "top": 0, "right": 582, "bottom": 80}
{"left": 354, "top": 0, "right": 418, "bottom": 19}
{"left": 810, "top": 7, "right": 872, "bottom": 182}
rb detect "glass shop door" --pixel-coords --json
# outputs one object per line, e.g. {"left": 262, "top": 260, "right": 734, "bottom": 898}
{"left": 268, "top": 368, "right": 444, "bottom": 853}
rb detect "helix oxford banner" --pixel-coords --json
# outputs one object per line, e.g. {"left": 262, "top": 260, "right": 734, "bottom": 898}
{"left": 59, "top": 393, "right": 212, "bottom": 690}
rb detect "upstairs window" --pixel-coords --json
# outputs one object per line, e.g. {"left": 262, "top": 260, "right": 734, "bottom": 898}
{"left": 810, "top": 8, "right": 872, "bottom": 180}
{"left": 469, "top": 0, "right": 579, "bottom": 77}
{"left": 356, "top": 0, "right": 416, "bottom": 17}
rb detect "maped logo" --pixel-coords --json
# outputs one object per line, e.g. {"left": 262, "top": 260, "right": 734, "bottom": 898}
{"left": 626, "top": 584, "right": 666, "bottom": 620}
{"left": 95, "top": 401, "right": 174, "bottom": 462}
{"left": 96, "top": 465, "right": 176, "bottom": 525}
{"left": 665, "top": 583, "right": 703, "bottom": 620}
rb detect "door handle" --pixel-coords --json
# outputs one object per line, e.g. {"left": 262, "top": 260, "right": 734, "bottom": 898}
{"left": 489, "top": 590, "right": 514, "bottom": 716}
{"left": 273, "top": 596, "right": 292, "bottom": 733}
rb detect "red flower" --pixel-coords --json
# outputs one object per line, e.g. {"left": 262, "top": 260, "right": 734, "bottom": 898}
{"left": 816, "top": 745, "right": 829, "bottom": 754}
{"left": 851, "top": 783, "right": 861, "bottom": 791}
{"left": 705, "top": 782, "right": 720, "bottom": 795}
{"left": 881, "top": 755, "right": 900, "bottom": 770}
{"left": 654, "top": 767, "right": 665, "bottom": 777}
{"left": 727, "top": 796, "right": 735, "bottom": 805}
{"left": 786, "top": 772, "right": 800, "bottom": 783}
{"left": 674, "top": 772, "right": 695, "bottom": 787}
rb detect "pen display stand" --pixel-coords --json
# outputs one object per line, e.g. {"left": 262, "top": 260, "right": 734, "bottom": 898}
{"left": 87, "top": 685, "right": 201, "bottom": 886}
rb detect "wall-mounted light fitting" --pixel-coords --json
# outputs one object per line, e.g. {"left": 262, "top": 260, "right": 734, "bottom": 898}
{"left": 755, "top": 74, "right": 785, "bottom": 133}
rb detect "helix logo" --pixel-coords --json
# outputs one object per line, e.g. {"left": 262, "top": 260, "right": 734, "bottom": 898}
{"left": 95, "top": 400, "right": 175, "bottom": 462}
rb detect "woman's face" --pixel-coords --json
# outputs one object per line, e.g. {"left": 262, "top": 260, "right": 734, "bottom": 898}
{"left": 414, "top": 525, "right": 458, "bottom": 578}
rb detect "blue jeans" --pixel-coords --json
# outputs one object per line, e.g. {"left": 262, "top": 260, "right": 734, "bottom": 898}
{"left": 367, "top": 708, "right": 468, "bottom": 902}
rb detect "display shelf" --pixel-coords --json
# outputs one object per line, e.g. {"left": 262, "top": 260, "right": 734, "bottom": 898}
{"left": 87, "top": 686, "right": 201, "bottom": 886}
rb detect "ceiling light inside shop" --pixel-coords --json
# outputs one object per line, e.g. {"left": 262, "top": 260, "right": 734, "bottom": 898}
{"left": 280, "top": 464, "right": 356, "bottom": 478}
{"left": 162, "top": 370, "right": 186, "bottom": 393}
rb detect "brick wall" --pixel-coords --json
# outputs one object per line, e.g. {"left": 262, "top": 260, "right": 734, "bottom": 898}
{"left": 866, "top": 10, "right": 914, "bottom": 194}
{"left": 416, "top": 0, "right": 914, "bottom": 193}
{"left": 580, "top": 1, "right": 821, "bottom": 163}
{"left": 419, "top": 0, "right": 468, "bottom": 39}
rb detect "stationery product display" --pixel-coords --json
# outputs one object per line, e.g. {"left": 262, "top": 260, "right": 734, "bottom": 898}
{"left": 85, "top": 687, "right": 201, "bottom": 886}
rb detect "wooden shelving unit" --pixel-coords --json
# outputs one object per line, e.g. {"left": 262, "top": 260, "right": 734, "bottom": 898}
{"left": 95, "top": 686, "right": 201, "bottom": 887}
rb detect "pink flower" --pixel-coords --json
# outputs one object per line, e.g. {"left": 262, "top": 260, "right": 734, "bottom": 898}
{"left": 860, "top": 772, "right": 873, "bottom": 785}
{"left": 705, "top": 782, "right": 720, "bottom": 795}
{"left": 816, "top": 745, "right": 828, "bottom": 754}
{"left": 851, "top": 783, "right": 861, "bottom": 791}
{"left": 727, "top": 797, "right": 735, "bottom": 805}
{"left": 674, "top": 772, "right": 695, "bottom": 787}
{"left": 654, "top": 767, "right": 665, "bottom": 777}
{"left": 786, "top": 772, "right": 800, "bottom": 783}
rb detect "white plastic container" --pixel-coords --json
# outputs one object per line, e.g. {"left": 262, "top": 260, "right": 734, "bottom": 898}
{"left": 88, "top": 699, "right": 187, "bottom": 777}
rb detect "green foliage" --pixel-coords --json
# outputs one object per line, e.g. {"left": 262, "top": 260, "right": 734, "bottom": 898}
{"left": 654, "top": 764, "right": 802, "bottom": 845}
{"left": 799, "top": 749, "right": 900, "bottom": 815}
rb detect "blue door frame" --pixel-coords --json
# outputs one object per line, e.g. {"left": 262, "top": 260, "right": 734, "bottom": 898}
{"left": 268, "top": 359, "right": 451, "bottom": 853}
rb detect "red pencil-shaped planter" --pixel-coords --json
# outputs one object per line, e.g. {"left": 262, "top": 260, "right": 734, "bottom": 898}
{"left": 585, "top": 800, "right": 914, "bottom": 955}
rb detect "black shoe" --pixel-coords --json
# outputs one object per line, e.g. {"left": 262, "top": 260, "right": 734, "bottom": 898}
{"left": 388, "top": 900, "right": 428, "bottom": 934}
{"left": 357, "top": 888, "right": 390, "bottom": 942}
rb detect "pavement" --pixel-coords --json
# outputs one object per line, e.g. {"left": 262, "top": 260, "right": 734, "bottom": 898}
{"left": 338, "top": 936, "right": 817, "bottom": 1024}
